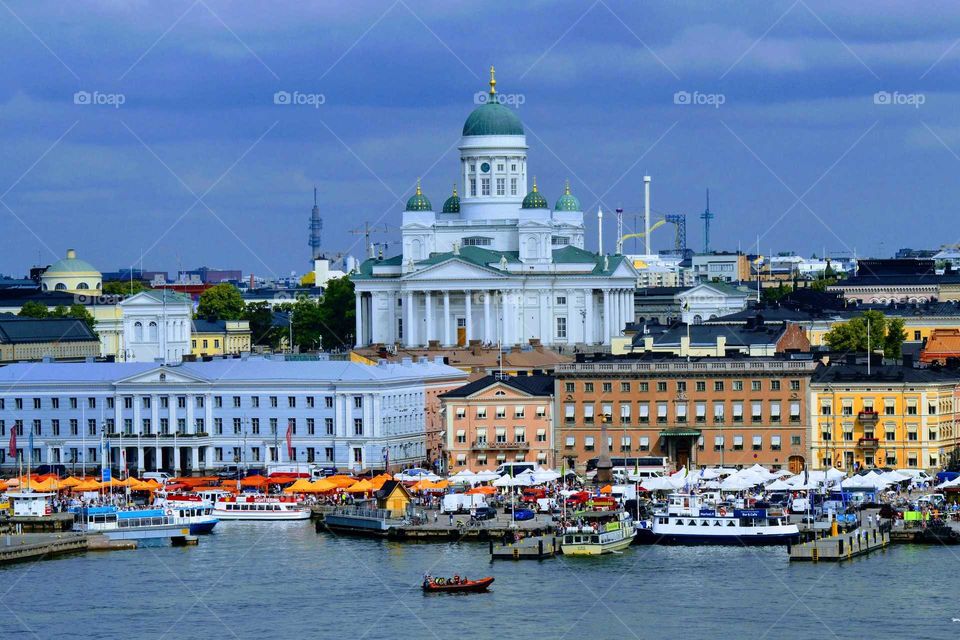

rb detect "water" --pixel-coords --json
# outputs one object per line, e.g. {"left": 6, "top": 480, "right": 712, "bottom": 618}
{"left": 1, "top": 522, "right": 956, "bottom": 639}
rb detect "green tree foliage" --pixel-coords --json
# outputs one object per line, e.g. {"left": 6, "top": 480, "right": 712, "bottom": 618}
{"left": 197, "top": 283, "right": 245, "bottom": 321}
{"left": 291, "top": 296, "right": 326, "bottom": 351}
{"left": 761, "top": 283, "right": 792, "bottom": 303}
{"left": 102, "top": 280, "right": 149, "bottom": 296}
{"left": 824, "top": 310, "right": 905, "bottom": 359}
{"left": 243, "top": 301, "right": 281, "bottom": 348}
{"left": 317, "top": 276, "right": 355, "bottom": 347}
{"left": 18, "top": 301, "right": 97, "bottom": 333}
{"left": 18, "top": 300, "right": 49, "bottom": 318}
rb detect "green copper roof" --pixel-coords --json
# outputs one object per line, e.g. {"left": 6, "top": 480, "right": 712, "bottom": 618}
{"left": 554, "top": 181, "right": 581, "bottom": 212}
{"left": 405, "top": 180, "right": 432, "bottom": 212}
{"left": 462, "top": 102, "right": 524, "bottom": 136}
{"left": 441, "top": 185, "right": 460, "bottom": 213}
{"left": 521, "top": 180, "right": 549, "bottom": 209}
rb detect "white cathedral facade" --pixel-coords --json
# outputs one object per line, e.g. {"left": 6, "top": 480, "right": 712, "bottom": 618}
{"left": 352, "top": 69, "right": 638, "bottom": 349}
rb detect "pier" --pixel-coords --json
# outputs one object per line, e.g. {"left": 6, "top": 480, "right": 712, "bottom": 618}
{"left": 0, "top": 532, "right": 87, "bottom": 565}
{"left": 788, "top": 527, "right": 889, "bottom": 562}
{"left": 490, "top": 535, "right": 557, "bottom": 560}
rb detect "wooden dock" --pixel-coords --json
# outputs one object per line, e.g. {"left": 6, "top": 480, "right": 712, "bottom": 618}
{"left": 788, "top": 527, "right": 889, "bottom": 562}
{"left": 490, "top": 536, "right": 557, "bottom": 560}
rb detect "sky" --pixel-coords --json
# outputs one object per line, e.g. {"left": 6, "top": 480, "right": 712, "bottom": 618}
{"left": 3, "top": 0, "right": 960, "bottom": 279}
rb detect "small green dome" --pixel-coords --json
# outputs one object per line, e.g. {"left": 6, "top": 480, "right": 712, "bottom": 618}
{"left": 405, "top": 179, "right": 432, "bottom": 212}
{"left": 45, "top": 249, "right": 100, "bottom": 275}
{"left": 554, "top": 180, "right": 581, "bottom": 212}
{"left": 521, "top": 178, "right": 548, "bottom": 209}
{"left": 442, "top": 184, "right": 460, "bottom": 213}
{"left": 462, "top": 66, "right": 524, "bottom": 137}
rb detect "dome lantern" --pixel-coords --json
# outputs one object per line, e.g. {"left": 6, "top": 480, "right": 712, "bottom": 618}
{"left": 461, "top": 65, "right": 524, "bottom": 137}
{"left": 441, "top": 183, "right": 461, "bottom": 214}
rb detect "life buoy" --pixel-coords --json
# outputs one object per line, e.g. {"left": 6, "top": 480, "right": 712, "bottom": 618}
{"left": 166, "top": 509, "right": 173, "bottom": 516}
{"left": 719, "top": 507, "right": 727, "bottom": 517}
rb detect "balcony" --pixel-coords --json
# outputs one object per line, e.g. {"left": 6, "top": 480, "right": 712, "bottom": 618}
{"left": 857, "top": 411, "right": 879, "bottom": 425}
{"left": 471, "top": 441, "right": 531, "bottom": 451}
{"left": 857, "top": 437, "right": 879, "bottom": 449}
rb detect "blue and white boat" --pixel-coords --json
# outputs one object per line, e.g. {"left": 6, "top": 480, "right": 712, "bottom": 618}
{"left": 72, "top": 506, "right": 195, "bottom": 541}
{"left": 636, "top": 493, "right": 799, "bottom": 546}
{"left": 154, "top": 494, "right": 220, "bottom": 534}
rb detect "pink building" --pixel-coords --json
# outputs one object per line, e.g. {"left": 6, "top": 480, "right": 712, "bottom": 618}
{"left": 440, "top": 374, "right": 555, "bottom": 472}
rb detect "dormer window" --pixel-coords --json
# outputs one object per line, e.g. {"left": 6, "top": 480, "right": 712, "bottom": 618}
{"left": 552, "top": 236, "right": 570, "bottom": 246}
{"left": 463, "top": 236, "right": 492, "bottom": 246}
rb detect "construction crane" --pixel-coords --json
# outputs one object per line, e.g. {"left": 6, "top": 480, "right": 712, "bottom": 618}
{"left": 349, "top": 222, "right": 389, "bottom": 258}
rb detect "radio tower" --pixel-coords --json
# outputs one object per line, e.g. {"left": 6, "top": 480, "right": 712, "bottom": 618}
{"left": 700, "top": 188, "right": 714, "bottom": 253}
{"left": 309, "top": 187, "right": 323, "bottom": 260}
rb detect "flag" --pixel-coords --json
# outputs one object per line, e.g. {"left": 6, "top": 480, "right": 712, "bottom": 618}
{"left": 285, "top": 422, "right": 294, "bottom": 459}
{"left": 8, "top": 424, "right": 16, "bottom": 458}
{"left": 28, "top": 429, "right": 34, "bottom": 462}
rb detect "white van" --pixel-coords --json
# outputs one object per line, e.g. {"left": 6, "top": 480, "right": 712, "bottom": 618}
{"left": 494, "top": 462, "right": 536, "bottom": 477}
{"left": 142, "top": 472, "right": 172, "bottom": 484}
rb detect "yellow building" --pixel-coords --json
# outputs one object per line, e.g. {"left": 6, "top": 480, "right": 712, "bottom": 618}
{"left": 40, "top": 249, "right": 102, "bottom": 295}
{"left": 191, "top": 319, "right": 252, "bottom": 357}
{"left": 810, "top": 364, "right": 960, "bottom": 472}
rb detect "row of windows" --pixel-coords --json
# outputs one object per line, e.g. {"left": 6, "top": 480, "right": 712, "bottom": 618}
{"left": 454, "top": 452, "right": 546, "bottom": 464}
{"left": 819, "top": 429, "right": 937, "bottom": 442}
{"left": 1, "top": 394, "right": 364, "bottom": 411}
{"left": 562, "top": 434, "right": 802, "bottom": 452}
{"left": 0, "top": 416, "right": 363, "bottom": 437}
{"left": 564, "top": 380, "right": 802, "bottom": 394}
{"left": 563, "top": 401, "right": 803, "bottom": 424}
{"left": 454, "top": 405, "right": 548, "bottom": 419}
{"left": 819, "top": 402, "right": 946, "bottom": 416}
{"left": 454, "top": 427, "right": 548, "bottom": 445}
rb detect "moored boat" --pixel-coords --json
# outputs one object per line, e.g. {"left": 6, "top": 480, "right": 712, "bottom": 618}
{"left": 71, "top": 506, "right": 192, "bottom": 541}
{"left": 422, "top": 576, "right": 494, "bottom": 593}
{"left": 213, "top": 494, "right": 310, "bottom": 521}
{"left": 636, "top": 493, "right": 800, "bottom": 546}
{"left": 560, "top": 509, "right": 636, "bottom": 555}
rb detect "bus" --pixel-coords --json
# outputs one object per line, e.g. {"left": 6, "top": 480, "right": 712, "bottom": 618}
{"left": 584, "top": 456, "right": 669, "bottom": 479}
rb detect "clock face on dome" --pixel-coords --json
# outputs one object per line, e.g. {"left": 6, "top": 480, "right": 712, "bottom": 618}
{"left": 480, "top": 162, "right": 490, "bottom": 173}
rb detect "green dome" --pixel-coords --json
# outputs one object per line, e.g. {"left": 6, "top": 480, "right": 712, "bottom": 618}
{"left": 405, "top": 180, "right": 432, "bottom": 212}
{"left": 462, "top": 66, "right": 523, "bottom": 137}
{"left": 521, "top": 179, "right": 548, "bottom": 209}
{"left": 554, "top": 180, "right": 581, "bottom": 212}
{"left": 462, "top": 102, "right": 524, "bottom": 137}
{"left": 45, "top": 249, "right": 100, "bottom": 275}
{"left": 441, "top": 185, "right": 460, "bottom": 213}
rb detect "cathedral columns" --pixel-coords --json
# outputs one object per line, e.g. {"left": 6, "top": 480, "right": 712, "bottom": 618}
{"left": 404, "top": 291, "right": 415, "bottom": 348}
{"left": 602, "top": 289, "right": 611, "bottom": 344}
{"left": 484, "top": 291, "right": 492, "bottom": 344}
{"left": 584, "top": 289, "right": 594, "bottom": 345}
{"left": 425, "top": 291, "right": 434, "bottom": 344}
{"left": 354, "top": 293, "right": 363, "bottom": 348}
{"left": 443, "top": 292, "right": 452, "bottom": 347}
{"left": 465, "top": 290, "right": 473, "bottom": 343}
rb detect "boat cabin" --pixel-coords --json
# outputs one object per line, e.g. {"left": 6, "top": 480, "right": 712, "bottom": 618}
{"left": 7, "top": 491, "right": 54, "bottom": 517}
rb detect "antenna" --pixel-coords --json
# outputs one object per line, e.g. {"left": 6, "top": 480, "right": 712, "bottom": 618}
{"left": 615, "top": 208, "right": 624, "bottom": 254}
{"left": 309, "top": 187, "right": 323, "bottom": 261}
{"left": 700, "top": 188, "right": 714, "bottom": 253}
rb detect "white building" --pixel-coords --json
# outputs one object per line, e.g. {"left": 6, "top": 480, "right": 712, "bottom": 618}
{"left": 677, "top": 282, "right": 752, "bottom": 324}
{"left": 0, "top": 357, "right": 466, "bottom": 474}
{"left": 627, "top": 254, "right": 694, "bottom": 288}
{"left": 119, "top": 290, "right": 192, "bottom": 363}
{"left": 351, "top": 68, "right": 638, "bottom": 349}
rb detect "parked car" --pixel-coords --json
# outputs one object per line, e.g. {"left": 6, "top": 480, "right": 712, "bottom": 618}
{"left": 512, "top": 508, "right": 535, "bottom": 521}
{"left": 564, "top": 492, "right": 589, "bottom": 508}
{"left": 473, "top": 506, "right": 497, "bottom": 520}
{"left": 521, "top": 488, "right": 547, "bottom": 503}
{"left": 142, "top": 471, "right": 173, "bottom": 484}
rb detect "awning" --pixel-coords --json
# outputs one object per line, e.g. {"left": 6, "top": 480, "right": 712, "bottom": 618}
{"left": 659, "top": 428, "right": 702, "bottom": 437}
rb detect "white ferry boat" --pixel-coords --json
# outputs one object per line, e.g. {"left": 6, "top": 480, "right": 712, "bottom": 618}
{"left": 71, "top": 506, "right": 191, "bottom": 541}
{"left": 560, "top": 510, "right": 636, "bottom": 555}
{"left": 154, "top": 493, "right": 219, "bottom": 534}
{"left": 636, "top": 493, "right": 799, "bottom": 546}
{"left": 213, "top": 494, "right": 310, "bottom": 521}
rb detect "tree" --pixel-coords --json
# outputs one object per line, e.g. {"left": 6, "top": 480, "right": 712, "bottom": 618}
{"left": 18, "top": 300, "right": 49, "bottom": 319}
{"left": 291, "top": 296, "right": 326, "bottom": 351}
{"left": 197, "top": 283, "right": 245, "bottom": 321}
{"left": 65, "top": 304, "right": 97, "bottom": 333}
{"left": 317, "top": 276, "right": 355, "bottom": 349}
{"left": 243, "top": 301, "right": 281, "bottom": 348}
{"left": 761, "top": 282, "right": 792, "bottom": 303}
{"left": 824, "top": 310, "right": 903, "bottom": 359}
{"left": 102, "top": 280, "right": 148, "bottom": 296}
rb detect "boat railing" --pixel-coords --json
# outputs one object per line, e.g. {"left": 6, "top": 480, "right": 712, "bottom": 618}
{"left": 333, "top": 506, "right": 398, "bottom": 521}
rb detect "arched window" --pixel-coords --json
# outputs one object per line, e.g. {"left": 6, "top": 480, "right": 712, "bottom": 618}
{"left": 692, "top": 314, "right": 703, "bottom": 325}
{"left": 76, "top": 282, "right": 89, "bottom": 290}
{"left": 148, "top": 321, "right": 158, "bottom": 342}
{"left": 134, "top": 321, "right": 143, "bottom": 342}
{"left": 411, "top": 238, "right": 422, "bottom": 261}
{"left": 55, "top": 283, "right": 67, "bottom": 291}
{"left": 41, "top": 283, "right": 48, "bottom": 291}
{"left": 526, "top": 236, "right": 538, "bottom": 258}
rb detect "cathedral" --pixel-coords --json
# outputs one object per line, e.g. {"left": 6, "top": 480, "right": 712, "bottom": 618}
{"left": 351, "top": 68, "right": 638, "bottom": 348}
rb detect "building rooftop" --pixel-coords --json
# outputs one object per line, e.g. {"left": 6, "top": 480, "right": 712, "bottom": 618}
{"left": 632, "top": 322, "right": 790, "bottom": 348}
{"left": 811, "top": 363, "right": 960, "bottom": 384}
{"left": 0, "top": 316, "right": 98, "bottom": 344}
{"left": 439, "top": 373, "right": 554, "bottom": 398}
{"left": 353, "top": 344, "right": 572, "bottom": 374}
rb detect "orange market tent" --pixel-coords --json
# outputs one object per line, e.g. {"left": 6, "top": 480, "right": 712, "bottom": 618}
{"left": 100, "top": 478, "right": 126, "bottom": 488}
{"left": 72, "top": 480, "right": 102, "bottom": 492}
{"left": 240, "top": 475, "right": 271, "bottom": 489}
{"left": 283, "top": 478, "right": 315, "bottom": 494}
{"left": 432, "top": 480, "right": 450, "bottom": 490}
{"left": 59, "top": 476, "right": 83, "bottom": 488}
{"left": 309, "top": 479, "right": 336, "bottom": 493}
{"left": 326, "top": 475, "right": 357, "bottom": 489}
{"left": 466, "top": 486, "right": 496, "bottom": 495}
{"left": 140, "top": 479, "right": 163, "bottom": 490}
{"left": 369, "top": 474, "right": 392, "bottom": 490}
{"left": 29, "top": 477, "right": 61, "bottom": 492}
{"left": 346, "top": 479, "right": 374, "bottom": 493}
{"left": 128, "top": 480, "right": 154, "bottom": 491}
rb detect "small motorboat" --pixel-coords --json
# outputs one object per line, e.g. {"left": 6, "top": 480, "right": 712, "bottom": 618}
{"left": 422, "top": 576, "right": 494, "bottom": 593}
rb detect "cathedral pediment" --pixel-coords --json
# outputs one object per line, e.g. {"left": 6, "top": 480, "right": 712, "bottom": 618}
{"left": 402, "top": 258, "right": 508, "bottom": 281}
